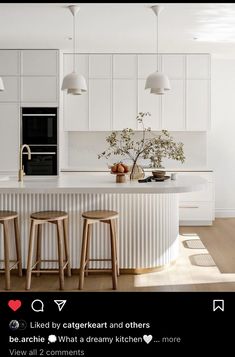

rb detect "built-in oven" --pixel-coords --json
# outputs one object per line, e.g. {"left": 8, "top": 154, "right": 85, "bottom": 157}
{"left": 22, "top": 145, "right": 57, "bottom": 176}
{"left": 21, "top": 107, "right": 58, "bottom": 175}
{"left": 22, "top": 107, "right": 57, "bottom": 145}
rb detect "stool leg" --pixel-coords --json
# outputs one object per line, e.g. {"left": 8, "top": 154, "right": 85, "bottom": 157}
{"left": 113, "top": 219, "right": 120, "bottom": 276}
{"left": 36, "top": 224, "right": 42, "bottom": 277}
{"left": 110, "top": 220, "right": 118, "bottom": 290}
{"left": 63, "top": 218, "right": 71, "bottom": 277}
{"left": 57, "top": 220, "right": 65, "bottom": 290}
{"left": 26, "top": 220, "right": 36, "bottom": 290}
{"left": 79, "top": 218, "right": 89, "bottom": 290}
{"left": 3, "top": 221, "right": 11, "bottom": 290}
{"left": 85, "top": 223, "right": 91, "bottom": 277}
{"left": 14, "top": 217, "right": 22, "bottom": 277}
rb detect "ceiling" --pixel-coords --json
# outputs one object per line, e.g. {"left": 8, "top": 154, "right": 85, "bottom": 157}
{"left": 1, "top": 3, "right": 235, "bottom": 56}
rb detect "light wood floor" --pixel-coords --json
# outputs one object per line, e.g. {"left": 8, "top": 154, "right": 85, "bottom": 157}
{"left": 1, "top": 218, "right": 235, "bottom": 291}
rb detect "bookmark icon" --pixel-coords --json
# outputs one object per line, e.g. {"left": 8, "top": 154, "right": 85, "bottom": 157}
{"left": 54, "top": 300, "right": 67, "bottom": 312}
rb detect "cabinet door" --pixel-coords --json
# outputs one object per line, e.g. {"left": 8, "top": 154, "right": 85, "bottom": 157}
{"left": 113, "top": 79, "right": 137, "bottom": 130}
{"left": 162, "top": 80, "right": 185, "bottom": 130}
{"left": 138, "top": 79, "right": 161, "bottom": 130}
{"left": 186, "top": 80, "right": 210, "bottom": 131}
{"left": 63, "top": 54, "right": 88, "bottom": 78}
{"left": 0, "top": 103, "right": 19, "bottom": 171}
{"left": 63, "top": 91, "right": 89, "bottom": 131}
{"left": 89, "top": 55, "right": 111, "bottom": 78}
{"left": 0, "top": 77, "right": 19, "bottom": 102}
{"left": 113, "top": 55, "right": 137, "bottom": 78}
{"left": 138, "top": 55, "right": 158, "bottom": 79}
{"left": 162, "top": 55, "right": 185, "bottom": 79}
{"left": 89, "top": 79, "right": 111, "bottom": 131}
{"left": 21, "top": 50, "right": 58, "bottom": 76}
{"left": 0, "top": 50, "right": 19, "bottom": 75}
{"left": 186, "top": 54, "right": 210, "bottom": 79}
{"left": 21, "top": 77, "right": 58, "bottom": 103}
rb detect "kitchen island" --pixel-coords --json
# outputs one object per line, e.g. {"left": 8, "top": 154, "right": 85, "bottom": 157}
{"left": 0, "top": 173, "right": 206, "bottom": 273}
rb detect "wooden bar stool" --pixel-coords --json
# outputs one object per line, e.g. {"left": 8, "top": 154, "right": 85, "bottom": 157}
{"left": 79, "top": 210, "right": 119, "bottom": 290}
{"left": 0, "top": 211, "right": 22, "bottom": 290}
{"left": 25, "top": 211, "right": 71, "bottom": 290}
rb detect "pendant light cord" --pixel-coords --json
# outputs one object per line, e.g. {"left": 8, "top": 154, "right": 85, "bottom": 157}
{"left": 156, "top": 12, "right": 159, "bottom": 72}
{"left": 73, "top": 11, "right": 76, "bottom": 72}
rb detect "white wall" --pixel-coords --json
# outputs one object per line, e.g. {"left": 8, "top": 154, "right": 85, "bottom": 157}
{"left": 208, "top": 57, "right": 235, "bottom": 217}
{"left": 66, "top": 131, "right": 207, "bottom": 170}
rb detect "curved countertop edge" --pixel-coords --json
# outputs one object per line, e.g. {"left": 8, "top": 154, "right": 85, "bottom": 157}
{"left": 0, "top": 175, "right": 208, "bottom": 194}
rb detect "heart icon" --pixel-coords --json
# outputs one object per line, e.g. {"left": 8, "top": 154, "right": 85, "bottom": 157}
{"left": 143, "top": 334, "right": 153, "bottom": 344}
{"left": 8, "top": 300, "right": 22, "bottom": 312}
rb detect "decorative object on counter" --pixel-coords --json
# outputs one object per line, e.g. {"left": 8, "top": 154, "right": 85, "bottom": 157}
{"left": 152, "top": 170, "right": 166, "bottom": 179}
{"left": 98, "top": 112, "right": 185, "bottom": 179}
{"left": 145, "top": 5, "right": 171, "bottom": 95}
{"left": 0, "top": 77, "right": 4, "bottom": 91}
{"left": 171, "top": 173, "right": 177, "bottom": 180}
{"left": 139, "top": 175, "right": 170, "bottom": 183}
{"left": 61, "top": 5, "right": 87, "bottom": 95}
{"left": 110, "top": 162, "right": 129, "bottom": 183}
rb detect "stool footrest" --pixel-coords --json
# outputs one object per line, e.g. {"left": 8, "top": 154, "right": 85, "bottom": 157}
{"left": 0, "top": 260, "right": 20, "bottom": 272}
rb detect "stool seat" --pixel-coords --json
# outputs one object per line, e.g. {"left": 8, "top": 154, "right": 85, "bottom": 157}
{"left": 82, "top": 210, "right": 118, "bottom": 220}
{"left": 30, "top": 211, "right": 68, "bottom": 221}
{"left": 0, "top": 211, "right": 18, "bottom": 220}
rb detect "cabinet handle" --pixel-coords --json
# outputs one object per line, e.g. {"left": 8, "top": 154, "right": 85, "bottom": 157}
{"left": 179, "top": 205, "right": 199, "bottom": 209}
{"left": 22, "top": 152, "right": 56, "bottom": 155}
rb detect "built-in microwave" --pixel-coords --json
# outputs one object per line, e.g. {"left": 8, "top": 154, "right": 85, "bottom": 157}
{"left": 22, "top": 107, "right": 57, "bottom": 145}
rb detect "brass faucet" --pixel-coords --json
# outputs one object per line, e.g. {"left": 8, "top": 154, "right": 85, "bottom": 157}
{"left": 18, "top": 144, "right": 31, "bottom": 182}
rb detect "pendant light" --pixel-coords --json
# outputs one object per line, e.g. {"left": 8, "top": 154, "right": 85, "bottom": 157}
{"left": 61, "top": 5, "right": 87, "bottom": 95}
{"left": 0, "top": 77, "right": 4, "bottom": 91}
{"left": 145, "top": 5, "right": 171, "bottom": 95}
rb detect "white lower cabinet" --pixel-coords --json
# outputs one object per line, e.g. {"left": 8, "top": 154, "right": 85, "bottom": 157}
{"left": 172, "top": 171, "right": 215, "bottom": 226}
{"left": 0, "top": 103, "right": 19, "bottom": 172}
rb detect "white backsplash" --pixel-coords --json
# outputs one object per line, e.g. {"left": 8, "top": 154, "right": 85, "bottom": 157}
{"left": 67, "top": 131, "right": 207, "bottom": 170}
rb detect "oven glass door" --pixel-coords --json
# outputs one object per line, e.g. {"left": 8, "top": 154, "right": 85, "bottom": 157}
{"left": 22, "top": 115, "right": 57, "bottom": 145}
{"left": 23, "top": 146, "right": 57, "bottom": 175}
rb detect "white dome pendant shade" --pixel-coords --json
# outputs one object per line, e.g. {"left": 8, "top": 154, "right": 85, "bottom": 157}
{"left": 61, "top": 5, "right": 87, "bottom": 95}
{"left": 145, "top": 5, "right": 171, "bottom": 95}
{"left": 0, "top": 77, "right": 5, "bottom": 91}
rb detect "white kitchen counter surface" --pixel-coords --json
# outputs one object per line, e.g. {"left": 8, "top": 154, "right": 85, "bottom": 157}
{"left": 61, "top": 167, "right": 213, "bottom": 172}
{"left": 0, "top": 173, "right": 207, "bottom": 194}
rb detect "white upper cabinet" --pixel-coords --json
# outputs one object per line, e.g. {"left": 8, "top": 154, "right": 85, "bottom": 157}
{"left": 0, "top": 77, "right": 19, "bottom": 102}
{"left": 113, "top": 79, "right": 137, "bottom": 130}
{"left": 63, "top": 54, "right": 88, "bottom": 78}
{"left": 0, "top": 50, "right": 19, "bottom": 75}
{"left": 138, "top": 79, "right": 161, "bottom": 130}
{"left": 21, "top": 50, "right": 58, "bottom": 76}
{"left": 162, "top": 80, "right": 185, "bottom": 131}
{"left": 186, "top": 54, "right": 210, "bottom": 79}
{"left": 0, "top": 103, "right": 19, "bottom": 171}
{"left": 89, "top": 79, "right": 111, "bottom": 131}
{"left": 162, "top": 55, "right": 185, "bottom": 79}
{"left": 21, "top": 77, "right": 58, "bottom": 103}
{"left": 186, "top": 80, "right": 210, "bottom": 131}
{"left": 89, "top": 55, "right": 111, "bottom": 78}
{"left": 63, "top": 54, "right": 89, "bottom": 131}
{"left": 138, "top": 55, "right": 158, "bottom": 79}
{"left": 62, "top": 53, "right": 210, "bottom": 132}
{"left": 113, "top": 55, "right": 137, "bottom": 78}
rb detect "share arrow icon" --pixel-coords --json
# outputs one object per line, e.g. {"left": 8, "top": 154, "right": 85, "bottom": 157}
{"left": 54, "top": 300, "right": 67, "bottom": 312}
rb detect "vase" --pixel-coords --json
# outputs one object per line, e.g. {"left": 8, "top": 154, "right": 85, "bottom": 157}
{"left": 129, "top": 164, "right": 145, "bottom": 180}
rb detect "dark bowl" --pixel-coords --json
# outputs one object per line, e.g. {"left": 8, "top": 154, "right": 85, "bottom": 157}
{"left": 152, "top": 170, "right": 166, "bottom": 178}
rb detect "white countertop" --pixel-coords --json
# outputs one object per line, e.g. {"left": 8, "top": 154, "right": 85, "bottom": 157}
{"left": 61, "top": 167, "right": 213, "bottom": 172}
{"left": 0, "top": 173, "right": 207, "bottom": 194}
